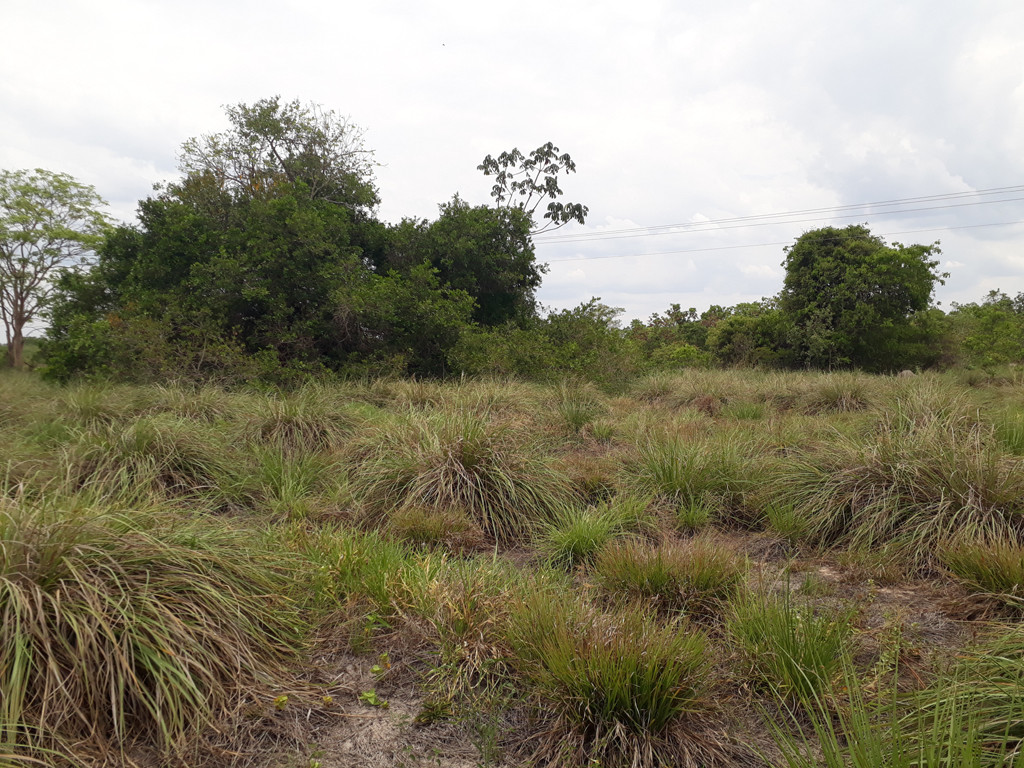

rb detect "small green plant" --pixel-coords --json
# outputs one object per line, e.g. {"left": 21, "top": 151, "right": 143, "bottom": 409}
{"left": 940, "top": 532, "right": 1024, "bottom": 605}
{"left": 358, "top": 689, "right": 388, "bottom": 708}
{"left": 676, "top": 498, "right": 714, "bottom": 532}
{"left": 537, "top": 505, "right": 625, "bottom": 569}
{"left": 764, "top": 501, "right": 814, "bottom": 544}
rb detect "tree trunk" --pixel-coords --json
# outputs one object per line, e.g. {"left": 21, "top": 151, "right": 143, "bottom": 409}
{"left": 7, "top": 325, "right": 23, "bottom": 369}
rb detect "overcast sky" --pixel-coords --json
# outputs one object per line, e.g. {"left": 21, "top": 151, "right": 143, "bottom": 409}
{"left": 3, "top": 0, "right": 1023, "bottom": 323}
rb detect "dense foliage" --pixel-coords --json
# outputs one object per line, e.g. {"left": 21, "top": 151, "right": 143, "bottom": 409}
{"left": 17, "top": 98, "right": 1023, "bottom": 384}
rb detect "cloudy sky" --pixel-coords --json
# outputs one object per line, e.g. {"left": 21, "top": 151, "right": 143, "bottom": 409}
{"left": 3, "top": 0, "right": 1023, "bottom": 323}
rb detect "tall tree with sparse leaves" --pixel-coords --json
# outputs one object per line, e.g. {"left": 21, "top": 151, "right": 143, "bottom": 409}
{"left": 478, "top": 142, "right": 588, "bottom": 234}
{"left": 0, "top": 169, "right": 111, "bottom": 369}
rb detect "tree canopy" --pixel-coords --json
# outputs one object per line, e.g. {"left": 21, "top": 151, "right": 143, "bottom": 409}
{"left": 779, "top": 225, "right": 944, "bottom": 371}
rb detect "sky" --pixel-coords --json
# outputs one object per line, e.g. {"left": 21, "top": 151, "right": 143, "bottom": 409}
{"left": 3, "top": 0, "right": 1023, "bottom": 324}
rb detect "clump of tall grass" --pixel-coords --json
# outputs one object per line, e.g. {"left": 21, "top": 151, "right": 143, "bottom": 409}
{"left": 728, "top": 589, "right": 856, "bottom": 703}
{"left": 994, "top": 410, "right": 1024, "bottom": 456}
{"left": 625, "top": 433, "right": 760, "bottom": 522}
{"left": 593, "top": 537, "right": 745, "bottom": 618}
{"left": 940, "top": 532, "right": 1024, "bottom": 606}
{"left": 0, "top": 494, "right": 301, "bottom": 763}
{"left": 509, "top": 595, "right": 717, "bottom": 768}
{"left": 553, "top": 379, "right": 606, "bottom": 436}
{"left": 67, "top": 414, "right": 240, "bottom": 502}
{"left": 800, "top": 371, "right": 874, "bottom": 414}
{"left": 245, "top": 384, "right": 367, "bottom": 451}
{"left": 536, "top": 496, "right": 652, "bottom": 570}
{"left": 389, "top": 505, "right": 485, "bottom": 551}
{"left": 765, "top": 653, "right": 1024, "bottom": 768}
{"left": 347, "top": 410, "right": 575, "bottom": 542}
{"left": 773, "top": 402, "right": 1024, "bottom": 561}
{"left": 243, "top": 443, "right": 353, "bottom": 520}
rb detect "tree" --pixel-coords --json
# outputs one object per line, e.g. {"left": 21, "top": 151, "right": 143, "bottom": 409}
{"left": 478, "top": 142, "right": 588, "bottom": 234}
{"left": 0, "top": 169, "right": 111, "bottom": 368}
{"left": 178, "top": 96, "right": 378, "bottom": 211}
{"left": 779, "top": 225, "right": 944, "bottom": 371}
{"left": 379, "top": 197, "right": 541, "bottom": 326}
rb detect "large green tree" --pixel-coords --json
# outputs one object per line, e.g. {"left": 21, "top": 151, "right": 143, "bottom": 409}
{"left": 45, "top": 99, "right": 481, "bottom": 383}
{"left": 0, "top": 169, "right": 111, "bottom": 369}
{"left": 779, "top": 225, "right": 944, "bottom": 371}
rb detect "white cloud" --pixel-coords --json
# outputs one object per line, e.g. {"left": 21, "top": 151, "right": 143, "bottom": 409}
{"left": 2, "top": 0, "right": 1022, "bottom": 320}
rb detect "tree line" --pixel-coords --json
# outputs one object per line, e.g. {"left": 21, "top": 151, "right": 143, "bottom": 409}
{"left": 1, "top": 97, "right": 1021, "bottom": 385}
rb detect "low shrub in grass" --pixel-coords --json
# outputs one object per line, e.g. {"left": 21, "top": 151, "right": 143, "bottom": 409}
{"left": 940, "top": 532, "right": 1024, "bottom": 605}
{"left": 508, "top": 596, "right": 717, "bottom": 768}
{"left": 347, "top": 410, "right": 575, "bottom": 543}
{"left": 593, "top": 537, "right": 745, "bottom": 618}
{"left": 728, "top": 589, "right": 855, "bottom": 704}
{"left": 0, "top": 495, "right": 301, "bottom": 764}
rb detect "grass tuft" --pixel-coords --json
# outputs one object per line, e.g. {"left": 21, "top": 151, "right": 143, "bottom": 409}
{"left": 0, "top": 493, "right": 301, "bottom": 763}
{"left": 509, "top": 595, "right": 716, "bottom": 768}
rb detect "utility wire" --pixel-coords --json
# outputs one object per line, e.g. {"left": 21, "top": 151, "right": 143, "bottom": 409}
{"left": 534, "top": 185, "right": 1024, "bottom": 244}
{"left": 543, "top": 218, "right": 1024, "bottom": 264}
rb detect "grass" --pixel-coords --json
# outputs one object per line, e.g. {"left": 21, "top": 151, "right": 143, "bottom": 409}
{"left": 347, "top": 410, "right": 575, "bottom": 542}
{"left": 508, "top": 594, "right": 716, "bottom": 768}
{"left": 2, "top": 370, "right": 1024, "bottom": 764}
{"left": 593, "top": 537, "right": 745, "bottom": 618}
{"left": 728, "top": 587, "right": 856, "bottom": 703}
{"left": 536, "top": 496, "right": 652, "bottom": 569}
{"left": 0, "top": 490, "right": 301, "bottom": 763}
{"left": 626, "top": 433, "right": 760, "bottom": 519}
{"left": 941, "top": 532, "right": 1024, "bottom": 605}
{"left": 772, "top": 401, "right": 1024, "bottom": 561}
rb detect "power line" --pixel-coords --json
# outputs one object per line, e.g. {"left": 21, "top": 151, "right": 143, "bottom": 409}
{"left": 534, "top": 185, "right": 1024, "bottom": 244}
{"left": 543, "top": 218, "right": 1024, "bottom": 264}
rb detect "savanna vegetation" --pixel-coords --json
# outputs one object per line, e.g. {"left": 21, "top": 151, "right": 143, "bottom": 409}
{"left": 3, "top": 97, "right": 1024, "bottom": 767}
{"left": 1, "top": 369, "right": 1024, "bottom": 767}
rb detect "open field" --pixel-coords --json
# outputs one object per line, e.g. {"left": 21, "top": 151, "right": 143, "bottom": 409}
{"left": 2, "top": 369, "right": 1024, "bottom": 767}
